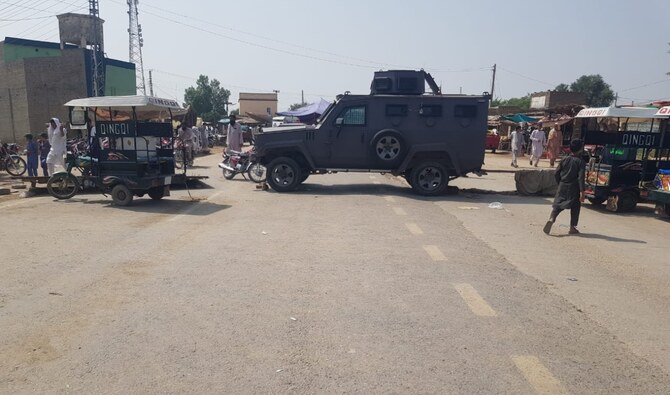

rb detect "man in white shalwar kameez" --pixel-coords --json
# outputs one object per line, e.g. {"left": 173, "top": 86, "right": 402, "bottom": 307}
{"left": 226, "top": 115, "right": 243, "bottom": 152}
{"left": 529, "top": 126, "right": 546, "bottom": 167}
{"left": 46, "top": 118, "right": 67, "bottom": 174}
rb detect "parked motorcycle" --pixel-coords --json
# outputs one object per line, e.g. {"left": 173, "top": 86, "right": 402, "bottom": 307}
{"left": 218, "top": 148, "right": 266, "bottom": 182}
{"left": 0, "top": 143, "right": 26, "bottom": 176}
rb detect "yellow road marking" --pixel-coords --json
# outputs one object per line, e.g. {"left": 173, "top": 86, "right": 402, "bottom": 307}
{"left": 405, "top": 223, "right": 424, "bottom": 235}
{"left": 393, "top": 207, "right": 407, "bottom": 216}
{"left": 384, "top": 196, "right": 395, "bottom": 203}
{"left": 511, "top": 355, "right": 569, "bottom": 395}
{"left": 423, "top": 245, "right": 447, "bottom": 261}
{"left": 453, "top": 283, "right": 497, "bottom": 316}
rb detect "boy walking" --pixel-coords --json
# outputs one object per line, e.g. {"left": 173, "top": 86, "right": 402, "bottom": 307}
{"left": 24, "top": 133, "right": 38, "bottom": 177}
{"left": 38, "top": 132, "right": 51, "bottom": 177}
{"left": 543, "top": 139, "right": 586, "bottom": 235}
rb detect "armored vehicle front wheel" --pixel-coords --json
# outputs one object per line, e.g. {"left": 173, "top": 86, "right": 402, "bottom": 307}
{"left": 267, "top": 157, "right": 302, "bottom": 192}
{"left": 47, "top": 173, "right": 80, "bottom": 199}
{"left": 111, "top": 184, "right": 134, "bottom": 206}
{"left": 410, "top": 161, "right": 448, "bottom": 196}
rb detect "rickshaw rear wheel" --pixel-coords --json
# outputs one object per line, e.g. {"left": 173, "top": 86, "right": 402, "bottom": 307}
{"left": 111, "top": 184, "right": 133, "bottom": 206}
{"left": 47, "top": 173, "right": 79, "bottom": 199}
{"left": 587, "top": 197, "right": 606, "bottom": 206}
{"left": 616, "top": 191, "right": 638, "bottom": 212}
{"left": 148, "top": 187, "right": 165, "bottom": 200}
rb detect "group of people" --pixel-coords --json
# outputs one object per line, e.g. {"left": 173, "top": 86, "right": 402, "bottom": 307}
{"left": 508, "top": 123, "right": 564, "bottom": 168}
{"left": 22, "top": 118, "right": 67, "bottom": 177}
{"left": 176, "top": 114, "right": 244, "bottom": 162}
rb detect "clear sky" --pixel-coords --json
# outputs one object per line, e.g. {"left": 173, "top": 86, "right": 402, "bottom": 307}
{"left": 2, "top": 0, "right": 670, "bottom": 111}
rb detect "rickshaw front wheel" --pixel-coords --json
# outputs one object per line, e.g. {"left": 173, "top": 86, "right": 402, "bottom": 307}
{"left": 47, "top": 173, "right": 79, "bottom": 200}
{"left": 111, "top": 184, "right": 133, "bottom": 206}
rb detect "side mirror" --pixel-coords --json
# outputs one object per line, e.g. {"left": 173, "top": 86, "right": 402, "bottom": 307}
{"left": 335, "top": 118, "right": 344, "bottom": 126}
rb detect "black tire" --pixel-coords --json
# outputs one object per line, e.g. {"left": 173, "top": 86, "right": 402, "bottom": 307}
{"left": 664, "top": 203, "right": 670, "bottom": 217}
{"left": 587, "top": 197, "right": 607, "bottom": 206}
{"left": 370, "top": 130, "right": 405, "bottom": 166}
{"left": 148, "top": 187, "right": 165, "bottom": 200}
{"left": 223, "top": 169, "right": 236, "bottom": 180}
{"left": 5, "top": 155, "right": 26, "bottom": 176}
{"left": 298, "top": 172, "right": 309, "bottom": 184}
{"left": 410, "top": 161, "right": 449, "bottom": 196}
{"left": 267, "top": 157, "right": 302, "bottom": 192}
{"left": 247, "top": 163, "right": 267, "bottom": 183}
{"left": 404, "top": 172, "right": 413, "bottom": 186}
{"left": 111, "top": 184, "right": 133, "bottom": 206}
{"left": 47, "top": 173, "right": 79, "bottom": 199}
{"left": 616, "top": 191, "right": 638, "bottom": 212}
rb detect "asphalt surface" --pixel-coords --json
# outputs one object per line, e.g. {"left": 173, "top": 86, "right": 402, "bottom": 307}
{"left": 1, "top": 151, "right": 669, "bottom": 394}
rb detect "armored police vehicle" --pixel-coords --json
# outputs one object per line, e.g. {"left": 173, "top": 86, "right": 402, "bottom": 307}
{"left": 255, "top": 70, "right": 490, "bottom": 195}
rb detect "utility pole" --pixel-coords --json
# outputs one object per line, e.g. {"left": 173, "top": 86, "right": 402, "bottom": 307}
{"left": 490, "top": 63, "right": 497, "bottom": 98}
{"left": 301, "top": 89, "right": 304, "bottom": 105}
{"left": 89, "top": 0, "right": 105, "bottom": 96}
{"left": 148, "top": 69, "right": 154, "bottom": 96}
{"left": 614, "top": 92, "right": 618, "bottom": 106}
{"left": 128, "top": 0, "right": 147, "bottom": 95}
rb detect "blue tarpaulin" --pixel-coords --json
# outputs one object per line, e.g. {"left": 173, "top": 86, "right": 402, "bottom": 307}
{"left": 277, "top": 98, "right": 331, "bottom": 124}
{"left": 501, "top": 113, "right": 539, "bottom": 123}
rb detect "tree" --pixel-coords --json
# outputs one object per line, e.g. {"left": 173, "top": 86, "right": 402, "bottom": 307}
{"left": 288, "top": 102, "right": 308, "bottom": 111}
{"left": 184, "top": 75, "right": 231, "bottom": 123}
{"left": 569, "top": 74, "right": 615, "bottom": 107}
{"left": 230, "top": 109, "right": 240, "bottom": 116}
{"left": 554, "top": 83, "right": 570, "bottom": 92}
{"left": 492, "top": 95, "right": 531, "bottom": 110}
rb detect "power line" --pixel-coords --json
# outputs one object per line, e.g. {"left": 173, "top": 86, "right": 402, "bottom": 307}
{"left": 618, "top": 78, "right": 670, "bottom": 93}
{"left": 498, "top": 66, "right": 556, "bottom": 88}
{"left": 0, "top": 15, "right": 58, "bottom": 22}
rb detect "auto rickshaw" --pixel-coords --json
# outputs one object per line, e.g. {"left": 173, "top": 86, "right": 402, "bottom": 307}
{"left": 46, "top": 95, "right": 186, "bottom": 206}
{"left": 574, "top": 106, "right": 670, "bottom": 212}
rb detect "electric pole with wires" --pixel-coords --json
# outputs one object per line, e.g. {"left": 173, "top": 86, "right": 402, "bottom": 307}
{"left": 128, "top": 0, "right": 146, "bottom": 95}
{"left": 89, "top": 0, "right": 105, "bottom": 96}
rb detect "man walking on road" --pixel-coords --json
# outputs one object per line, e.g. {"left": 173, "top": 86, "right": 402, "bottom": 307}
{"left": 543, "top": 139, "right": 586, "bottom": 235}
{"left": 529, "top": 125, "right": 546, "bottom": 167}
{"left": 510, "top": 126, "right": 524, "bottom": 168}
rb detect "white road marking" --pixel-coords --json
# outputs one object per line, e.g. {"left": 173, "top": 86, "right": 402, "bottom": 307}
{"left": 384, "top": 196, "right": 395, "bottom": 203}
{"left": 392, "top": 207, "right": 407, "bottom": 216}
{"left": 405, "top": 223, "right": 424, "bottom": 235}
{"left": 208, "top": 191, "right": 225, "bottom": 200}
{"left": 369, "top": 175, "right": 377, "bottom": 180}
{"left": 453, "top": 283, "right": 497, "bottom": 317}
{"left": 169, "top": 190, "right": 224, "bottom": 222}
{"left": 511, "top": 355, "right": 569, "bottom": 395}
{"left": 373, "top": 181, "right": 381, "bottom": 185}
{"left": 422, "top": 245, "right": 447, "bottom": 261}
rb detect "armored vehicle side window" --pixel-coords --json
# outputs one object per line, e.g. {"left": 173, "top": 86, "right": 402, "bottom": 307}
{"left": 419, "top": 104, "right": 442, "bottom": 117}
{"left": 386, "top": 104, "right": 408, "bottom": 117}
{"left": 454, "top": 105, "right": 477, "bottom": 118}
{"left": 337, "top": 106, "right": 366, "bottom": 126}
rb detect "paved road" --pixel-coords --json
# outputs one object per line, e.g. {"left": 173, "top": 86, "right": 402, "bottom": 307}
{"left": 1, "top": 152, "right": 669, "bottom": 394}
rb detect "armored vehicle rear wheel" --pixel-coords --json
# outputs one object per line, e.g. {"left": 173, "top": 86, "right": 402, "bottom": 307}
{"left": 111, "top": 184, "right": 133, "bottom": 206}
{"left": 410, "top": 161, "right": 448, "bottom": 196}
{"left": 371, "top": 130, "right": 405, "bottom": 166}
{"left": 267, "top": 157, "right": 302, "bottom": 192}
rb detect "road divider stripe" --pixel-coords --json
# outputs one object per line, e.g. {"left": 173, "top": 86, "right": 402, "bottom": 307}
{"left": 511, "top": 355, "right": 569, "bottom": 395}
{"left": 453, "top": 283, "right": 497, "bottom": 317}
{"left": 392, "top": 207, "right": 407, "bottom": 216}
{"left": 405, "top": 223, "right": 424, "bottom": 235}
{"left": 423, "top": 245, "right": 447, "bottom": 261}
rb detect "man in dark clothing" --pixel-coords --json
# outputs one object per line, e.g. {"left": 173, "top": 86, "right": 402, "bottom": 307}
{"left": 543, "top": 139, "right": 586, "bottom": 235}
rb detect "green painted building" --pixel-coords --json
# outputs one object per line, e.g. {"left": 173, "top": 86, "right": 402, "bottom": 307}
{"left": 0, "top": 37, "right": 136, "bottom": 142}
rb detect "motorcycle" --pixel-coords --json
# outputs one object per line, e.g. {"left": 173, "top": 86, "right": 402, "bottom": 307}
{"left": 218, "top": 148, "right": 266, "bottom": 182}
{"left": 0, "top": 143, "right": 26, "bottom": 176}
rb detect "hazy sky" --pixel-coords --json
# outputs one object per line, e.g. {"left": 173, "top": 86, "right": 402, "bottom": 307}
{"left": 2, "top": 0, "right": 670, "bottom": 111}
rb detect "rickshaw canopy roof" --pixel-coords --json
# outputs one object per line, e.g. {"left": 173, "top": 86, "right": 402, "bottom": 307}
{"left": 64, "top": 95, "right": 186, "bottom": 113}
{"left": 575, "top": 106, "right": 663, "bottom": 119}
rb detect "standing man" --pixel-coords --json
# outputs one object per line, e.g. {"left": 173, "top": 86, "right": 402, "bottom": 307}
{"left": 546, "top": 123, "right": 564, "bottom": 167}
{"left": 177, "top": 124, "right": 195, "bottom": 163}
{"left": 543, "top": 139, "right": 586, "bottom": 235}
{"left": 529, "top": 124, "right": 546, "bottom": 167}
{"left": 46, "top": 118, "right": 67, "bottom": 175}
{"left": 509, "top": 126, "right": 524, "bottom": 168}
{"left": 226, "top": 115, "right": 243, "bottom": 152}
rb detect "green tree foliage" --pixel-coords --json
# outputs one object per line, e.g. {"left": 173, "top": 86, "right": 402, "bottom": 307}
{"left": 492, "top": 96, "right": 531, "bottom": 110}
{"left": 184, "top": 75, "right": 231, "bottom": 122}
{"left": 569, "top": 75, "right": 615, "bottom": 107}
{"left": 288, "top": 102, "right": 308, "bottom": 111}
{"left": 554, "top": 83, "right": 570, "bottom": 92}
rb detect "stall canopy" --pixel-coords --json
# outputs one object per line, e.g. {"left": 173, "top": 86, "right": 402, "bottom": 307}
{"left": 501, "top": 113, "right": 539, "bottom": 123}
{"left": 277, "top": 98, "right": 331, "bottom": 124}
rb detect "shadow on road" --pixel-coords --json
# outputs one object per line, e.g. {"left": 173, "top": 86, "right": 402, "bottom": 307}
{"left": 52, "top": 196, "right": 230, "bottom": 215}
{"left": 552, "top": 232, "right": 647, "bottom": 244}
